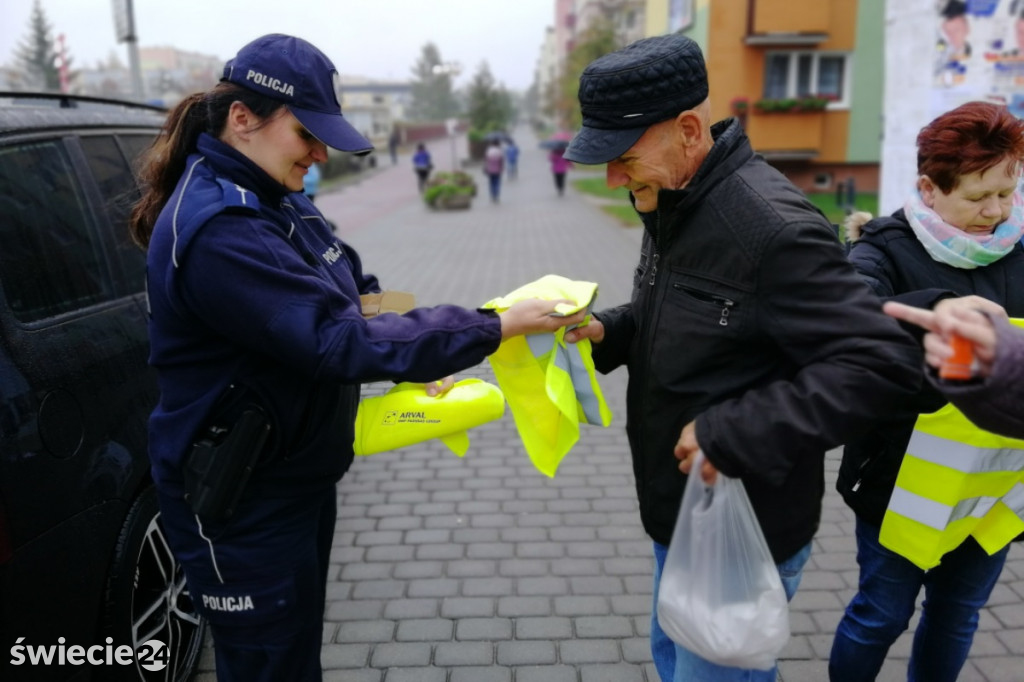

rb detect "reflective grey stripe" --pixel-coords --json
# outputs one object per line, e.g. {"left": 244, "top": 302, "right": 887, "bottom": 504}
{"left": 171, "top": 156, "right": 206, "bottom": 269}
{"left": 950, "top": 495, "right": 999, "bottom": 522}
{"left": 526, "top": 333, "right": 555, "bottom": 357}
{"left": 888, "top": 487, "right": 956, "bottom": 530}
{"left": 564, "top": 341, "right": 602, "bottom": 424}
{"left": 195, "top": 515, "right": 225, "bottom": 584}
{"left": 907, "top": 430, "right": 1024, "bottom": 474}
{"left": 888, "top": 486, "right": 1016, "bottom": 530}
{"left": 525, "top": 333, "right": 602, "bottom": 424}
{"left": 1002, "top": 483, "right": 1024, "bottom": 517}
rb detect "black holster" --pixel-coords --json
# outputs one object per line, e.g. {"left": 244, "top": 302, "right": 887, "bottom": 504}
{"left": 183, "top": 384, "right": 272, "bottom": 522}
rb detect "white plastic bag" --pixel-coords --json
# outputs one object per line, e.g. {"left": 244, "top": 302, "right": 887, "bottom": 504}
{"left": 656, "top": 452, "right": 790, "bottom": 670}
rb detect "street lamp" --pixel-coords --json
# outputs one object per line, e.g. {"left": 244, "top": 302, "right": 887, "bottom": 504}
{"left": 431, "top": 61, "right": 461, "bottom": 169}
{"left": 111, "top": 0, "right": 144, "bottom": 100}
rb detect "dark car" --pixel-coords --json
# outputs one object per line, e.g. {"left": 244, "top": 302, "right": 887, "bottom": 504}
{"left": 0, "top": 92, "right": 205, "bottom": 681}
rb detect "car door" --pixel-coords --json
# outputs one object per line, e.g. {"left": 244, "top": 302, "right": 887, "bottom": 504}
{"left": 0, "top": 130, "right": 156, "bottom": 652}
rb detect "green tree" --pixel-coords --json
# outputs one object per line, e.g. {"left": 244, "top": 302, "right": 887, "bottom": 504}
{"left": 14, "top": 0, "right": 68, "bottom": 91}
{"left": 521, "top": 81, "right": 540, "bottom": 129}
{"left": 408, "top": 42, "right": 459, "bottom": 121}
{"left": 556, "top": 19, "right": 619, "bottom": 131}
{"left": 465, "top": 61, "right": 513, "bottom": 133}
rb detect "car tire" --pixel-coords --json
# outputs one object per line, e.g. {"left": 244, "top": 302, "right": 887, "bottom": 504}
{"left": 102, "top": 485, "right": 206, "bottom": 681}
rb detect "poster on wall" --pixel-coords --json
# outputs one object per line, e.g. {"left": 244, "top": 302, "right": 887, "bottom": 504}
{"left": 669, "top": 0, "right": 694, "bottom": 32}
{"left": 933, "top": 0, "right": 1024, "bottom": 118}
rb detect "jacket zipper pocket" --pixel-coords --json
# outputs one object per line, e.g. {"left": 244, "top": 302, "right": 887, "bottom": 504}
{"left": 672, "top": 284, "right": 735, "bottom": 326}
{"left": 851, "top": 454, "right": 876, "bottom": 492}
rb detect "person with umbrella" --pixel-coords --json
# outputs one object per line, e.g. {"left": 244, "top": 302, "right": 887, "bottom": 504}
{"left": 549, "top": 147, "right": 572, "bottom": 197}
{"left": 483, "top": 139, "right": 505, "bottom": 203}
{"left": 505, "top": 139, "right": 520, "bottom": 181}
{"left": 542, "top": 132, "right": 573, "bottom": 197}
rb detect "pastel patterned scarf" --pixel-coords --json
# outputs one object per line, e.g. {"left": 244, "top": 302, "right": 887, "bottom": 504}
{"left": 904, "top": 183, "right": 1024, "bottom": 269}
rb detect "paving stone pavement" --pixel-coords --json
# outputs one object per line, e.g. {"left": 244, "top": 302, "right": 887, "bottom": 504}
{"left": 195, "top": 130, "right": 1024, "bottom": 682}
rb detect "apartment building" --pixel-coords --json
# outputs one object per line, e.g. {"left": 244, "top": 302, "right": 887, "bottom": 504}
{"left": 337, "top": 77, "right": 412, "bottom": 149}
{"left": 536, "top": 0, "right": 646, "bottom": 132}
{"left": 576, "top": 0, "right": 648, "bottom": 45}
{"left": 646, "top": 0, "right": 884, "bottom": 194}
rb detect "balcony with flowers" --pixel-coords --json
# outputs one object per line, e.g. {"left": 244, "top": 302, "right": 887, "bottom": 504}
{"left": 752, "top": 93, "right": 836, "bottom": 113}
{"left": 743, "top": 94, "right": 837, "bottom": 157}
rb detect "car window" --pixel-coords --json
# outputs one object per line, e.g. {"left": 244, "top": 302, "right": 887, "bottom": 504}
{"left": 118, "top": 134, "right": 154, "bottom": 174}
{"left": 79, "top": 134, "right": 151, "bottom": 296}
{"left": 0, "top": 140, "right": 112, "bottom": 322}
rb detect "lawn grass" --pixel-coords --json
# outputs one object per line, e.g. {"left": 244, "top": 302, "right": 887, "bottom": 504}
{"left": 571, "top": 175, "right": 628, "bottom": 201}
{"left": 571, "top": 175, "right": 642, "bottom": 226}
{"left": 600, "top": 204, "right": 643, "bottom": 227}
{"left": 806, "top": 192, "right": 879, "bottom": 226}
{"left": 573, "top": 174, "right": 878, "bottom": 234}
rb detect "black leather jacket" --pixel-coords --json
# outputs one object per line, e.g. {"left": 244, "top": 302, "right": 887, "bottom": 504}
{"left": 592, "top": 119, "right": 921, "bottom": 561}
{"left": 838, "top": 209, "right": 1024, "bottom": 526}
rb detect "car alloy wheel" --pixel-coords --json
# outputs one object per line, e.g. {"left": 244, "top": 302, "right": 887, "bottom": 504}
{"left": 104, "top": 486, "right": 206, "bottom": 681}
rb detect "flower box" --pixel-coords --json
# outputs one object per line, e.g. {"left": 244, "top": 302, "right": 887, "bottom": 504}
{"left": 423, "top": 171, "right": 477, "bottom": 210}
{"left": 754, "top": 94, "right": 835, "bottom": 114}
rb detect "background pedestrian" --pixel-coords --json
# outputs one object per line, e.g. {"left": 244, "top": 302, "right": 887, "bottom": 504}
{"left": 549, "top": 147, "right": 572, "bottom": 196}
{"left": 388, "top": 128, "right": 400, "bottom": 165}
{"left": 412, "top": 143, "right": 432, "bottom": 193}
{"left": 484, "top": 139, "right": 505, "bottom": 203}
{"left": 504, "top": 140, "right": 519, "bottom": 180}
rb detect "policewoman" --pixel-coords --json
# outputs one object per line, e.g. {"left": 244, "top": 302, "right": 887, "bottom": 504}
{"left": 831, "top": 101, "right": 1024, "bottom": 682}
{"left": 128, "top": 34, "right": 582, "bottom": 682}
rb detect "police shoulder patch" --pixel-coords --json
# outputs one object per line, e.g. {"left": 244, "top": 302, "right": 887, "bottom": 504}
{"left": 215, "top": 178, "right": 261, "bottom": 214}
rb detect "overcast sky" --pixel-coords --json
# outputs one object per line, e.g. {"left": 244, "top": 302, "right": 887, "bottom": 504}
{"left": 1, "top": 0, "right": 555, "bottom": 90}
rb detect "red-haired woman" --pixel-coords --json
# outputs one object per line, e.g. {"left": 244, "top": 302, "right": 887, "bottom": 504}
{"left": 830, "top": 100, "right": 1024, "bottom": 681}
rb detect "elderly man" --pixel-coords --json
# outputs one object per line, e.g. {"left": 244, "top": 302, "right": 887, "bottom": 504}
{"left": 562, "top": 33, "right": 922, "bottom": 681}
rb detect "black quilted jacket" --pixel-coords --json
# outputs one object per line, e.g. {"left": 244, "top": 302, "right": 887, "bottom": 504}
{"left": 591, "top": 119, "right": 922, "bottom": 562}
{"left": 837, "top": 209, "right": 1024, "bottom": 526}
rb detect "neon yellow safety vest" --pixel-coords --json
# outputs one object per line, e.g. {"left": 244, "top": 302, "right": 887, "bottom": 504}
{"left": 354, "top": 379, "right": 506, "bottom": 457}
{"left": 880, "top": 319, "right": 1024, "bottom": 570}
{"left": 481, "top": 274, "right": 613, "bottom": 477}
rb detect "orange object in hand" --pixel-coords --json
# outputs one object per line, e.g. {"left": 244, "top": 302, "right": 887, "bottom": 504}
{"left": 939, "top": 334, "right": 974, "bottom": 381}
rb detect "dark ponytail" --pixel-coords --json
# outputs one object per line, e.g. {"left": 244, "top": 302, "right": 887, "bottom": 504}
{"left": 129, "top": 82, "right": 284, "bottom": 248}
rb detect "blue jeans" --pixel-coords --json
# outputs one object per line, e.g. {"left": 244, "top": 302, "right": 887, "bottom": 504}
{"left": 829, "top": 518, "right": 1009, "bottom": 682}
{"left": 487, "top": 173, "right": 501, "bottom": 201}
{"left": 651, "top": 540, "right": 811, "bottom": 682}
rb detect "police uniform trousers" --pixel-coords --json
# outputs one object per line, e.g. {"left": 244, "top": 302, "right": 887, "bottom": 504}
{"left": 159, "top": 486, "right": 338, "bottom": 682}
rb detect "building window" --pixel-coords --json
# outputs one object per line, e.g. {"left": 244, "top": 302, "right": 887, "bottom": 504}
{"left": 669, "top": 0, "right": 694, "bottom": 31}
{"left": 763, "top": 51, "right": 850, "bottom": 106}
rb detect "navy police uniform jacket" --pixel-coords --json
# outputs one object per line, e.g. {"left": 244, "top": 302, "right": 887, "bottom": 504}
{"left": 591, "top": 119, "right": 922, "bottom": 563}
{"left": 145, "top": 133, "right": 502, "bottom": 501}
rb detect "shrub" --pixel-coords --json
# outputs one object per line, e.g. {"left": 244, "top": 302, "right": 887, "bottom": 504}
{"left": 423, "top": 170, "right": 477, "bottom": 208}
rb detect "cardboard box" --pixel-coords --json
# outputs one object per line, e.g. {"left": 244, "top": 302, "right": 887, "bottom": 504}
{"left": 360, "top": 291, "right": 416, "bottom": 318}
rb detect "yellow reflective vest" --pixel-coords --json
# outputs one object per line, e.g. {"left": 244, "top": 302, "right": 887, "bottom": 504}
{"left": 880, "top": 322, "right": 1024, "bottom": 569}
{"left": 354, "top": 379, "right": 506, "bottom": 457}
{"left": 481, "top": 275, "right": 613, "bottom": 477}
